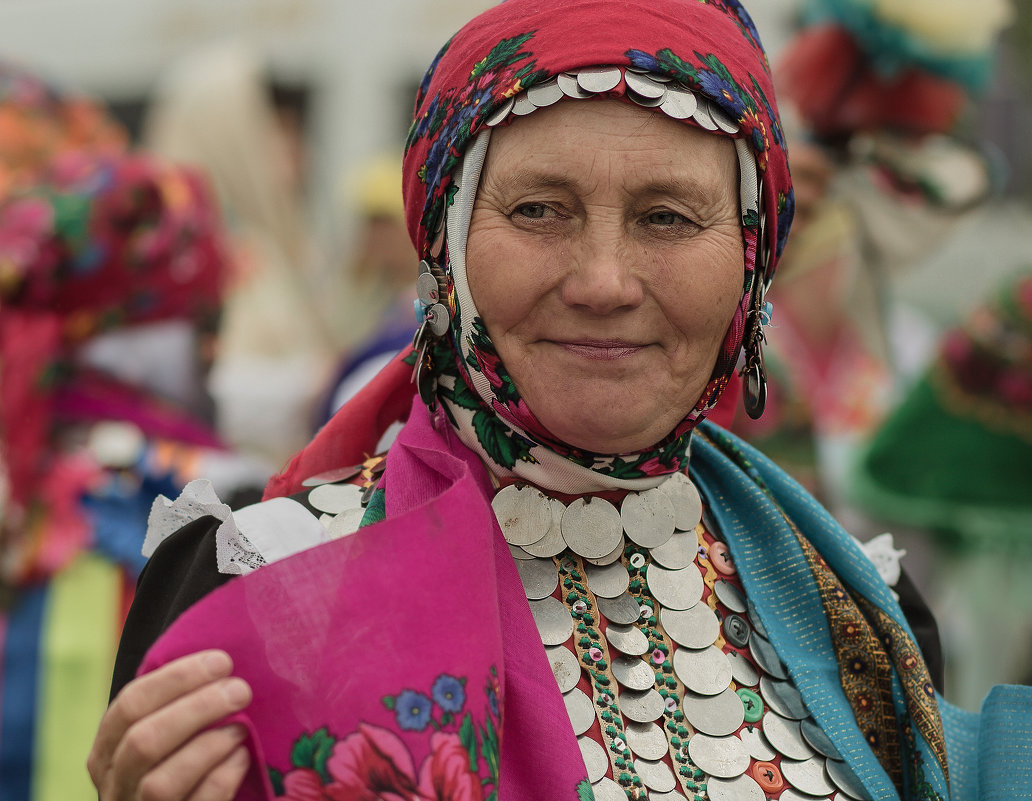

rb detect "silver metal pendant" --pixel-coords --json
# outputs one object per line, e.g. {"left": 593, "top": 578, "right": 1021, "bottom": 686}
{"left": 762, "top": 710, "right": 815, "bottom": 761}
{"left": 585, "top": 537, "right": 626, "bottom": 566}
{"left": 605, "top": 623, "right": 651, "bottom": 657}
{"left": 693, "top": 100, "right": 719, "bottom": 131}
{"left": 748, "top": 632, "right": 787, "bottom": 680}
{"left": 511, "top": 93, "right": 537, "bottom": 116}
{"left": 508, "top": 543, "right": 536, "bottom": 560}
{"left": 636, "top": 758, "right": 677, "bottom": 793}
{"left": 659, "top": 86, "right": 699, "bottom": 120}
{"left": 621, "top": 488, "right": 676, "bottom": 548}
{"left": 623, "top": 721, "right": 669, "bottom": 760}
{"left": 657, "top": 472, "right": 703, "bottom": 531}
{"left": 726, "top": 650, "right": 760, "bottom": 687}
{"left": 585, "top": 561, "right": 631, "bottom": 599}
{"left": 611, "top": 655, "right": 657, "bottom": 692}
{"left": 647, "top": 564, "right": 704, "bottom": 611}
{"left": 326, "top": 508, "right": 364, "bottom": 539}
{"left": 485, "top": 97, "right": 515, "bottom": 127}
{"left": 597, "top": 593, "right": 643, "bottom": 625}
{"left": 521, "top": 498, "right": 567, "bottom": 558}
{"left": 738, "top": 725, "right": 777, "bottom": 762}
{"left": 576, "top": 66, "right": 622, "bottom": 93}
{"left": 713, "top": 579, "right": 748, "bottom": 614}
{"left": 760, "top": 675, "right": 809, "bottom": 720}
{"left": 492, "top": 484, "right": 552, "bottom": 547}
{"left": 826, "top": 756, "right": 872, "bottom": 800}
{"left": 673, "top": 646, "right": 733, "bottom": 696}
{"left": 710, "top": 104, "right": 741, "bottom": 134}
{"left": 547, "top": 644, "right": 581, "bottom": 693}
{"left": 516, "top": 558, "right": 559, "bottom": 600}
{"left": 660, "top": 604, "right": 719, "bottom": 650}
{"left": 578, "top": 736, "right": 610, "bottom": 783}
{"left": 557, "top": 72, "right": 592, "bottom": 99}
{"left": 619, "top": 688, "right": 666, "bottom": 723}
{"left": 563, "top": 688, "right": 596, "bottom": 735}
{"left": 801, "top": 717, "right": 843, "bottom": 760}
{"left": 590, "top": 778, "right": 629, "bottom": 801}
{"left": 530, "top": 597, "right": 573, "bottom": 646}
{"left": 562, "top": 497, "right": 623, "bottom": 560}
{"left": 624, "top": 70, "right": 667, "bottom": 99}
{"left": 780, "top": 756, "right": 835, "bottom": 797}
{"left": 650, "top": 529, "right": 696, "bottom": 570}
{"left": 416, "top": 271, "right": 441, "bottom": 305}
{"left": 307, "top": 482, "right": 363, "bottom": 515}
{"left": 681, "top": 687, "right": 745, "bottom": 736}
{"left": 527, "top": 78, "right": 565, "bottom": 108}
{"left": 705, "top": 774, "right": 766, "bottom": 801}
{"left": 687, "top": 732, "right": 751, "bottom": 779}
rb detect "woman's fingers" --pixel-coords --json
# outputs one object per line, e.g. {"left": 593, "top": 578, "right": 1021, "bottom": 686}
{"left": 186, "top": 746, "right": 252, "bottom": 801}
{"left": 136, "top": 725, "right": 250, "bottom": 801}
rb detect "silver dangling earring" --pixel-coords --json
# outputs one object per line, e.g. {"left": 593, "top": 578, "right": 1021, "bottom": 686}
{"left": 412, "top": 257, "right": 451, "bottom": 410}
{"left": 741, "top": 189, "right": 771, "bottom": 420}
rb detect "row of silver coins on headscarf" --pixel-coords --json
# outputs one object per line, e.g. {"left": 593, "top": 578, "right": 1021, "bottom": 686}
{"left": 493, "top": 480, "right": 871, "bottom": 801}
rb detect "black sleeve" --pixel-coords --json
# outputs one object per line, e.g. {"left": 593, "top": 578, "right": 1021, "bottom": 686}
{"left": 110, "top": 516, "right": 235, "bottom": 700}
{"left": 895, "top": 567, "right": 945, "bottom": 694}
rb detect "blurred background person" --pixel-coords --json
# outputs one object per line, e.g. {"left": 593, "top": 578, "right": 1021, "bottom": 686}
{"left": 735, "top": 0, "right": 1012, "bottom": 527}
{"left": 851, "top": 268, "right": 1032, "bottom": 709}
{"left": 143, "top": 42, "right": 338, "bottom": 471}
{"left": 0, "top": 64, "right": 265, "bottom": 801}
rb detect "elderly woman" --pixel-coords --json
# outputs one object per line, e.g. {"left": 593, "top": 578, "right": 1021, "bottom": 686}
{"left": 89, "top": 2, "right": 1030, "bottom": 801}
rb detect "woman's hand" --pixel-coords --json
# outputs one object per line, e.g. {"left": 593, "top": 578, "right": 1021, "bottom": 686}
{"left": 88, "top": 650, "right": 253, "bottom": 801}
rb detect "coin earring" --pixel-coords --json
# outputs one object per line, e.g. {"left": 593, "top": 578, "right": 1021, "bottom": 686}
{"left": 741, "top": 194, "right": 772, "bottom": 421}
{"left": 412, "top": 257, "right": 451, "bottom": 410}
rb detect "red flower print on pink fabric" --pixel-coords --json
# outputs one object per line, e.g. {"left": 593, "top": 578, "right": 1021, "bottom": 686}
{"left": 418, "top": 733, "right": 483, "bottom": 801}
{"left": 324, "top": 724, "right": 422, "bottom": 801}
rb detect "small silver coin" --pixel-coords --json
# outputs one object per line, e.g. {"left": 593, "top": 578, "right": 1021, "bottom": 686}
{"left": 619, "top": 688, "right": 666, "bottom": 723}
{"left": 781, "top": 756, "right": 835, "bottom": 797}
{"left": 597, "top": 593, "right": 642, "bottom": 625}
{"left": 578, "top": 736, "right": 609, "bottom": 783}
{"left": 673, "top": 646, "right": 733, "bottom": 696}
{"left": 760, "top": 675, "right": 809, "bottom": 720}
{"left": 660, "top": 604, "right": 720, "bottom": 649}
{"left": 484, "top": 96, "right": 515, "bottom": 126}
{"left": 416, "top": 271, "right": 441, "bottom": 305}
{"left": 713, "top": 579, "right": 748, "bottom": 614}
{"left": 492, "top": 484, "right": 552, "bottom": 546}
{"left": 576, "top": 66, "right": 622, "bottom": 93}
{"left": 659, "top": 86, "right": 699, "bottom": 120}
{"left": 656, "top": 472, "right": 703, "bottom": 530}
{"left": 738, "top": 725, "right": 777, "bottom": 761}
{"left": 585, "top": 537, "right": 625, "bottom": 566}
{"left": 624, "top": 70, "right": 667, "bottom": 99}
{"left": 748, "top": 633, "right": 788, "bottom": 680}
{"left": 318, "top": 513, "right": 334, "bottom": 529}
{"left": 547, "top": 645, "right": 581, "bottom": 693}
{"left": 308, "top": 483, "right": 363, "bottom": 515}
{"left": 527, "top": 79, "right": 564, "bottom": 107}
{"left": 522, "top": 498, "right": 567, "bottom": 558}
{"left": 650, "top": 529, "right": 696, "bottom": 570}
{"left": 726, "top": 651, "right": 760, "bottom": 687}
{"left": 327, "top": 507, "right": 365, "bottom": 539}
{"left": 688, "top": 733, "right": 750, "bottom": 779}
{"left": 762, "top": 710, "right": 815, "bottom": 761}
{"left": 302, "top": 464, "right": 362, "bottom": 487}
{"left": 605, "top": 623, "right": 651, "bottom": 657}
{"left": 562, "top": 497, "right": 623, "bottom": 560}
{"left": 511, "top": 93, "right": 537, "bottom": 116}
{"left": 611, "top": 655, "right": 657, "bottom": 692}
{"left": 801, "top": 717, "right": 843, "bottom": 760}
{"left": 517, "top": 558, "right": 559, "bottom": 600}
{"left": 693, "top": 100, "right": 719, "bottom": 131}
{"left": 623, "top": 721, "right": 669, "bottom": 760}
{"left": 585, "top": 561, "right": 631, "bottom": 599}
{"left": 508, "top": 543, "right": 536, "bottom": 561}
{"left": 627, "top": 89, "right": 665, "bottom": 108}
{"left": 709, "top": 104, "right": 741, "bottom": 134}
{"left": 590, "top": 778, "right": 628, "bottom": 801}
{"left": 557, "top": 72, "right": 592, "bottom": 99}
{"left": 706, "top": 774, "right": 766, "bottom": 801}
{"left": 647, "top": 564, "right": 704, "bottom": 611}
{"left": 530, "top": 597, "right": 573, "bottom": 646}
{"left": 621, "top": 488, "right": 676, "bottom": 548}
{"left": 681, "top": 687, "right": 744, "bottom": 736}
{"left": 826, "top": 756, "right": 872, "bottom": 800}
{"left": 426, "top": 303, "right": 450, "bottom": 336}
{"left": 563, "top": 688, "right": 596, "bottom": 735}
{"left": 636, "top": 758, "right": 677, "bottom": 793}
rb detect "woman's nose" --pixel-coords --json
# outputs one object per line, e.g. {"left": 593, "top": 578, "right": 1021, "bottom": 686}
{"left": 560, "top": 228, "right": 645, "bottom": 314}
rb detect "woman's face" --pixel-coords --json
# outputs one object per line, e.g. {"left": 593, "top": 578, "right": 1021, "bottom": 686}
{"left": 466, "top": 99, "right": 743, "bottom": 454}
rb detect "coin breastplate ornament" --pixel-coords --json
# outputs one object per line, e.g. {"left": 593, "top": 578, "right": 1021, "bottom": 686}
{"left": 495, "top": 472, "right": 872, "bottom": 801}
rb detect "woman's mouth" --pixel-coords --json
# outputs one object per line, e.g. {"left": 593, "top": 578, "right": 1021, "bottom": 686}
{"left": 555, "top": 340, "right": 645, "bottom": 360}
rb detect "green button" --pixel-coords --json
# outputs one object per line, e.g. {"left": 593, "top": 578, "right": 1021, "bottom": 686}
{"left": 737, "top": 687, "right": 763, "bottom": 722}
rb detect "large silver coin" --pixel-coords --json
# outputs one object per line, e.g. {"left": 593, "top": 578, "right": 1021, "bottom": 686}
{"left": 636, "top": 758, "right": 677, "bottom": 793}
{"left": 709, "top": 104, "right": 741, "bottom": 134}
{"left": 706, "top": 774, "right": 765, "bottom": 801}
{"left": 547, "top": 645, "right": 581, "bottom": 693}
{"left": 590, "top": 778, "right": 629, "bottom": 801}
{"left": 781, "top": 756, "right": 835, "bottom": 797}
{"left": 308, "top": 482, "right": 362, "bottom": 515}
{"left": 681, "top": 687, "right": 744, "bottom": 736}
{"left": 647, "top": 564, "right": 704, "bottom": 611}
{"left": 657, "top": 472, "right": 703, "bottom": 530}
{"left": 620, "top": 689, "right": 665, "bottom": 723}
{"left": 624, "top": 721, "right": 668, "bottom": 760}
{"left": 597, "top": 593, "right": 642, "bottom": 625}
{"left": 826, "top": 756, "right": 872, "bottom": 800}
{"left": 492, "top": 485, "right": 552, "bottom": 546}
{"left": 762, "top": 711, "right": 815, "bottom": 761}
{"left": 557, "top": 72, "right": 592, "bottom": 99}
{"left": 726, "top": 651, "right": 760, "bottom": 687}
{"left": 517, "top": 558, "right": 559, "bottom": 600}
{"left": 527, "top": 79, "right": 564, "bottom": 108}
{"left": 522, "top": 498, "right": 567, "bottom": 558}
{"left": 530, "top": 597, "right": 573, "bottom": 646}
{"left": 738, "top": 725, "right": 777, "bottom": 761}
{"left": 627, "top": 89, "right": 665, "bottom": 108}
{"left": 585, "top": 561, "right": 630, "bottom": 599}
{"left": 749, "top": 633, "right": 788, "bottom": 680}
{"left": 673, "top": 646, "right": 733, "bottom": 696}
{"left": 416, "top": 271, "right": 441, "bottom": 305}
{"left": 713, "top": 580, "right": 748, "bottom": 614}
{"left": 624, "top": 70, "right": 667, "bottom": 99}
{"left": 511, "top": 93, "right": 537, "bottom": 116}
{"left": 687, "top": 733, "right": 750, "bottom": 779}
{"left": 650, "top": 529, "right": 696, "bottom": 570}
{"left": 605, "top": 623, "right": 650, "bottom": 657}
{"left": 659, "top": 86, "right": 699, "bottom": 120}
{"left": 585, "top": 538, "right": 625, "bottom": 566}
{"left": 693, "top": 100, "right": 719, "bottom": 131}
{"left": 661, "top": 604, "right": 720, "bottom": 649}
{"left": 801, "top": 717, "right": 843, "bottom": 760}
{"left": 611, "top": 655, "right": 657, "bottom": 692}
{"left": 576, "top": 66, "right": 622, "bottom": 93}
{"left": 621, "top": 488, "right": 676, "bottom": 548}
{"left": 578, "top": 736, "right": 609, "bottom": 783}
{"left": 327, "top": 507, "right": 365, "bottom": 539}
{"left": 485, "top": 96, "right": 515, "bottom": 126}
{"left": 760, "top": 676, "right": 809, "bottom": 720}
{"left": 563, "top": 688, "right": 596, "bottom": 735}
{"left": 562, "top": 497, "right": 623, "bottom": 560}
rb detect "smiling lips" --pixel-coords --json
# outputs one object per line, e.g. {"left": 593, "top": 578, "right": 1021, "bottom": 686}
{"left": 555, "top": 340, "right": 646, "bottom": 360}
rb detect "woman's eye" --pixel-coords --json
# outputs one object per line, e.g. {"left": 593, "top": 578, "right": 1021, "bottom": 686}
{"left": 646, "top": 210, "right": 690, "bottom": 226}
{"left": 513, "top": 203, "right": 550, "bottom": 220}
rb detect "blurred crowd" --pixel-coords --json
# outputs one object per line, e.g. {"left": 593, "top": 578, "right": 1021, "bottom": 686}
{"left": 0, "top": 0, "right": 1029, "bottom": 797}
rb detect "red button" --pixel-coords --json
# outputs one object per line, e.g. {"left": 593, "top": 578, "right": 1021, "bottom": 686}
{"left": 752, "top": 761, "right": 783, "bottom": 793}
{"left": 709, "top": 541, "right": 737, "bottom": 575}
